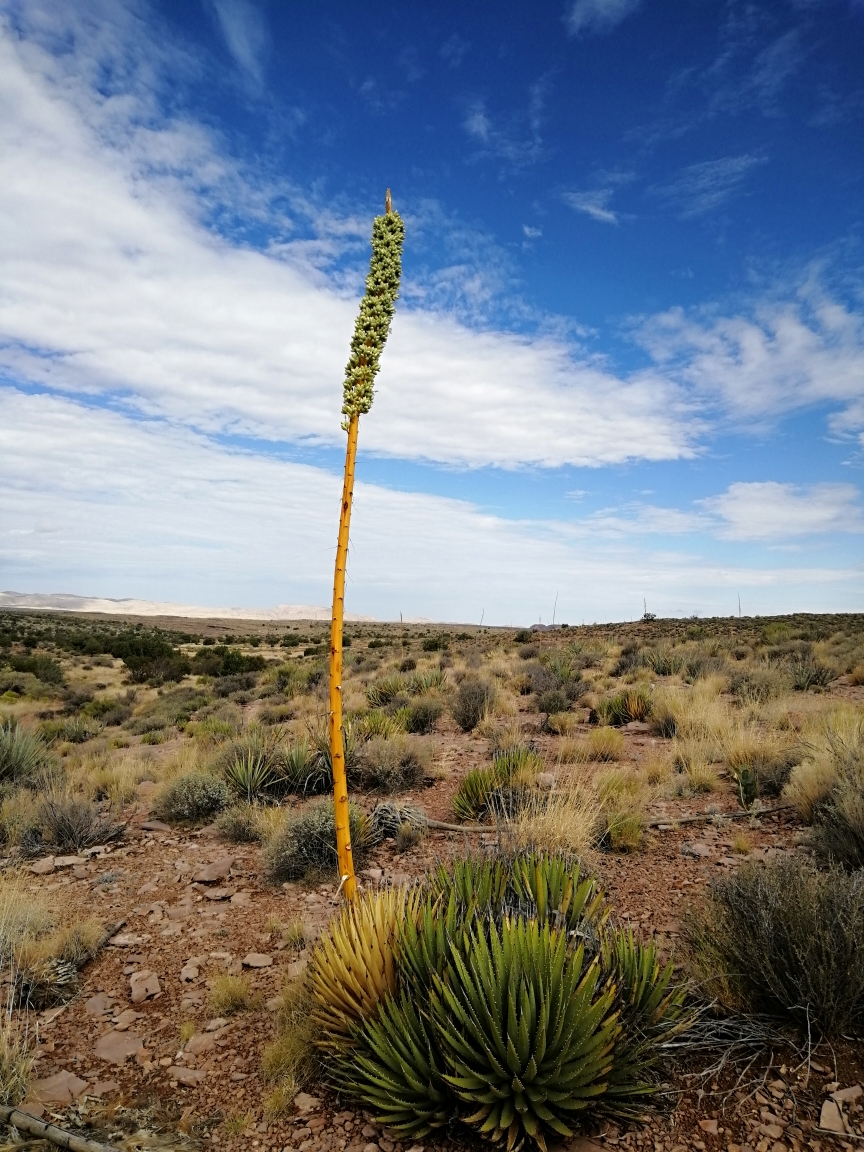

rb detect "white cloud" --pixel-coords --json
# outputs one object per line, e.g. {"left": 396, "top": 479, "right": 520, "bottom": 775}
{"left": 565, "top": 0, "right": 640, "bottom": 37}
{"left": 562, "top": 190, "right": 619, "bottom": 225}
{"left": 0, "top": 20, "right": 696, "bottom": 469}
{"left": 650, "top": 155, "right": 767, "bottom": 218}
{"left": 2, "top": 391, "right": 860, "bottom": 621}
{"left": 636, "top": 285, "right": 864, "bottom": 432}
{"left": 699, "top": 482, "right": 864, "bottom": 541}
{"left": 208, "top": 0, "right": 269, "bottom": 86}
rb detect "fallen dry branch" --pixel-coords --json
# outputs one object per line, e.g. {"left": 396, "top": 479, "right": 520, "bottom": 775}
{"left": 0, "top": 1105, "right": 118, "bottom": 1152}
{"left": 426, "top": 806, "right": 795, "bottom": 835}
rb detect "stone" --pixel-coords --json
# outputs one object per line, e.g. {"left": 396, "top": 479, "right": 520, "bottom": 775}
{"left": 361, "top": 868, "right": 383, "bottom": 882}
{"left": 85, "top": 992, "right": 115, "bottom": 1016}
{"left": 91, "top": 1080, "right": 120, "bottom": 1097}
{"left": 682, "top": 842, "right": 712, "bottom": 858}
{"left": 73, "top": 865, "right": 89, "bottom": 879}
{"left": 699, "top": 1120, "right": 720, "bottom": 1136}
{"left": 204, "top": 887, "right": 233, "bottom": 901}
{"left": 129, "top": 970, "right": 160, "bottom": 1003}
{"left": 243, "top": 952, "right": 273, "bottom": 968}
{"left": 265, "top": 997, "right": 281, "bottom": 1011}
{"left": 561, "top": 1140, "right": 603, "bottom": 1152}
{"left": 185, "top": 1033, "right": 215, "bottom": 1055}
{"left": 109, "top": 932, "right": 150, "bottom": 948}
{"left": 29, "top": 1070, "right": 89, "bottom": 1104}
{"left": 536, "top": 772, "right": 556, "bottom": 790}
{"left": 759, "top": 1126, "right": 784, "bottom": 1140}
{"left": 54, "top": 855, "right": 87, "bottom": 868}
{"left": 285, "top": 958, "right": 308, "bottom": 980}
{"left": 230, "top": 890, "right": 252, "bottom": 906}
{"left": 137, "top": 780, "right": 156, "bottom": 796}
{"left": 832, "top": 1085, "right": 862, "bottom": 1103}
{"left": 95, "top": 1030, "right": 144, "bottom": 1065}
{"left": 205, "top": 1017, "right": 228, "bottom": 1031}
{"left": 169, "top": 1067, "right": 207, "bottom": 1085}
{"left": 141, "top": 820, "right": 172, "bottom": 832}
{"left": 364, "top": 1145, "right": 380, "bottom": 1152}
{"left": 138, "top": 881, "right": 159, "bottom": 894}
{"left": 180, "top": 963, "right": 200, "bottom": 982}
{"left": 193, "top": 858, "right": 233, "bottom": 883}
{"left": 29, "top": 857, "right": 55, "bottom": 875}
{"left": 294, "top": 1091, "right": 321, "bottom": 1113}
{"left": 167, "top": 904, "right": 192, "bottom": 921}
{"left": 16, "top": 1103, "right": 46, "bottom": 1119}
{"left": 113, "top": 1008, "right": 143, "bottom": 1031}
{"left": 819, "top": 1100, "right": 845, "bottom": 1134}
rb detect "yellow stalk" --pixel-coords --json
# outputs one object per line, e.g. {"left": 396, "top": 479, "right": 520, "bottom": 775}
{"left": 329, "top": 413, "right": 359, "bottom": 901}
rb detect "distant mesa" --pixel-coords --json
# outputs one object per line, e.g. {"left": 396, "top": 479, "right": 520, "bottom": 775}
{"left": 0, "top": 591, "right": 374, "bottom": 622}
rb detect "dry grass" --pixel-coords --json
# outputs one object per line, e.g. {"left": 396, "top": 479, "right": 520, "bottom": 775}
{"left": 261, "top": 980, "right": 318, "bottom": 1100}
{"left": 497, "top": 772, "right": 601, "bottom": 857}
{"left": 732, "top": 831, "right": 752, "bottom": 855}
{"left": 594, "top": 767, "right": 652, "bottom": 851}
{"left": 0, "top": 1016, "right": 34, "bottom": 1106}
{"left": 209, "top": 974, "right": 257, "bottom": 1015}
{"left": 557, "top": 727, "right": 625, "bottom": 764}
{"left": 546, "top": 713, "right": 580, "bottom": 736}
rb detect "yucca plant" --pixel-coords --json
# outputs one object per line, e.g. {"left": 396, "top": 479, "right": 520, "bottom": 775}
{"left": 452, "top": 766, "right": 503, "bottom": 822}
{"left": 407, "top": 668, "right": 447, "bottom": 695}
{"left": 431, "top": 917, "right": 620, "bottom": 1151}
{"left": 0, "top": 721, "right": 48, "bottom": 783}
{"left": 224, "top": 748, "right": 281, "bottom": 804}
{"left": 329, "top": 191, "right": 405, "bottom": 899}
{"left": 310, "top": 886, "right": 419, "bottom": 1048}
{"left": 366, "top": 675, "right": 407, "bottom": 708}
{"left": 355, "top": 709, "right": 402, "bottom": 740}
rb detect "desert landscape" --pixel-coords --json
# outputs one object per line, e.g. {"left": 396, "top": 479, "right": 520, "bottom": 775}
{"left": 0, "top": 608, "right": 862, "bottom": 1152}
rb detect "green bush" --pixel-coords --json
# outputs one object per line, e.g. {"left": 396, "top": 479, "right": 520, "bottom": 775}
{"left": 403, "top": 697, "right": 443, "bottom": 734}
{"left": 153, "top": 772, "right": 230, "bottom": 824}
{"left": 216, "top": 803, "right": 262, "bottom": 843}
{"left": 451, "top": 678, "right": 495, "bottom": 732}
{"left": 0, "top": 721, "right": 50, "bottom": 783}
{"left": 266, "top": 799, "right": 372, "bottom": 882}
{"left": 592, "top": 688, "right": 651, "bottom": 727}
{"left": 791, "top": 660, "right": 833, "bottom": 691}
{"left": 7, "top": 656, "right": 63, "bottom": 685}
{"left": 353, "top": 735, "right": 430, "bottom": 793}
{"left": 686, "top": 857, "right": 864, "bottom": 1036}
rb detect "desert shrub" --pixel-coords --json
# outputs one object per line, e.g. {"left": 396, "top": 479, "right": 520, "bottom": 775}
{"left": 451, "top": 745, "right": 542, "bottom": 822}
{"left": 399, "top": 657, "right": 417, "bottom": 672}
{"left": 0, "top": 722, "right": 49, "bottom": 784}
{"left": 261, "top": 979, "right": 319, "bottom": 1099}
{"left": 353, "top": 735, "right": 430, "bottom": 793}
{"left": 39, "top": 715, "right": 103, "bottom": 745}
{"left": 408, "top": 667, "right": 448, "bottom": 694}
{"left": 595, "top": 768, "right": 649, "bottom": 852}
{"left": 222, "top": 743, "right": 283, "bottom": 803}
{"left": 804, "top": 718, "right": 864, "bottom": 870}
{"left": 38, "top": 795, "right": 123, "bottom": 852}
{"left": 216, "top": 803, "right": 263, "bottom": 843}
{"left": 729, "top": 666, "right": 788, "bottom": 704}
{"left": 153, "top": 771, "right": 230, "bottom": 823}
{"left": 686, "top": 858, "right": 864, "bottom": 1036}
{"left": 266, "top": 799, "right": 372, "bottom": 882}
{"left": 643, "top": 649, "right": 683, "bottom": 676}
{"left": 593, "top": 688, "right": 651, "bottom": 727}
{"left": 0, "top": 1019, "right": 34, "bottom": 1106}
{"left": 451, "top": 678, "right": 495, "bottom": 732}
{"left": 724, "top": 726, "right": 801, "bottom": 801}
{"left": 537, "top": 688, "right": 569, "bottom": 716}
{"left": 403, "top": 696, "right": 443, "bottom": 734}
{"left": 356, "top": 710, "right": 401, "bottom": 740}
{"left": 7, "top": 655, "right": 63, "bottom": 685}
{"left": 366, "top": 675, "right": 407, "bottom": 708}
{"left": 498, "top": 777, "right": 601, "bottom": 857}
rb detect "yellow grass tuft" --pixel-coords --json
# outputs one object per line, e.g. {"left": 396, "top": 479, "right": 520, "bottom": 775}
{"left": 498, "top": 773, "right": 601, "bottom": 857}
{"left": 209, "top": 974, "right": 256, "bottom": 1016}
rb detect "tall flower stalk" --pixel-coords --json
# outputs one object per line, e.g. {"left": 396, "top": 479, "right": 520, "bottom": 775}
{"left": 329, "top": 190, "right": 405, "bottom": 900}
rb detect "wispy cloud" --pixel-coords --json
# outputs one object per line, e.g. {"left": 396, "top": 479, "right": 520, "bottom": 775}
{"left": 564, "top": 0, "right": 640, "bottom": 37}
{"left": 462, "top": 77, "right": 551, "bottom": 171}
{"left": 562, "top": 189, "right": 619, "bottom": 224}
{"left": 440, "top": 34, "right": 469, "bottom": 68}
{"left": 650, "top": 154, "right": 767, "bottom": 218}
{"left": 207, "top": 0, "right": 269, "bottom": 87}
{"left": 699, "top": 482, "right": 864, "bottom": 541}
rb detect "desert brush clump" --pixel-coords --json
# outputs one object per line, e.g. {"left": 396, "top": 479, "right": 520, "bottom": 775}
{"left": 0, "top": 721, "right": 50, "bottom": 784}
{"left": 452, "top": 677, "right": 496, "bottom": 732}
{"left": 686, "top": 856, "right": 864, "bottom": 1037}
{"left": 306, "top": 851, "right": 689, "bottom": 1149}
{"left": 592, "top": 688, "right": 651, "bottom": 727}
{"left": 266, "top": 798, "right": 373, "bottom": 882}
{"left": 452, "top": 744, "right": 543, "bottom": 822}
{"left": 153, "top": 771, "right": 230, "bottom": 824}
{"left": 353, "top": 734, "right": 431, "bottom": 793}
{"left": 35, "top": 794, "right": 124, "bottom": 852}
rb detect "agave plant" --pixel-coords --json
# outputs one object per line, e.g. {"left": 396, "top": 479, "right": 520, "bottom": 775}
{"left": 510, "top": 851, "right": 608, "bottom": 936}
{"left": 452, "top": 766, "right": 503, "bottom": 822}
{"left": 431, "top": 916, "right": 619, "bottom": 1151}
{"left": 310, "top": 886, "right": 419, "bottom": 1048}
{"left": 340, "top": 991, "right": 456, "bottom": 1137}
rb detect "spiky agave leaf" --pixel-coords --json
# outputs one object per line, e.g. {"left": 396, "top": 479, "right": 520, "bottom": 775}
{"left": 430, "top": 916, "right": 620, "bottom": 1152}
{"left": 309, "top": 886, "right": 420, "bottom": 1049}
{"left": 599, "top": 927, "right": 693, "bottom": 1114}
{"left": 338, "top": 992, "right": 457, "bottom": 1137}
{"left": 510, "top": 851, "right": 609, "bottom": 937}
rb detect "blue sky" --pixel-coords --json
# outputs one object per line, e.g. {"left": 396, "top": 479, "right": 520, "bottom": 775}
{"left": 0, "top": 0, "right": 862, "bottom": 623}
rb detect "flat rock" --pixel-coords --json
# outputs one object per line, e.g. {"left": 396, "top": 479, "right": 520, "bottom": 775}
{"left": 29, "top": 857, "right": 55, "bottom": 875}
{"left": 820, "top": 1100, "right": 846, "bottom": 1134}
{"left": 141, "top": 820, "right": 171, "bottom": 832}
{"left": 205, "top": 1017, "right": 228, "bottom": 1031}
{"left": 109, "top": 932, "right": 151, "bottom": 948}
{"left": 129, "top": 970, "right": 160, "bottom": 1003}
{"left": 138, "top": 881, "right": 159, "bottom": 895}
{"left": 54, "top": 855, "right": 87, "bottom": 868}
{"left": 184, "top": 1032, "right": 215, "bottom": 1056}
{"left": 16, "top": 1103, "right": 46, "bottom": 1119}
{"left": 681, "top": 841, "right": 712, "bottom": 858}
{"left": 29, "top": 1071, "right": 89, "bottom": 1104}
{"left": 204, "top": 887, "right": 233, "bottom": 901}
{"left": 230, "top": 890, "right": 252, "bottom": 906}
{"left": 91, "top": 1080, "right": 120, "bottom": 1097}
{"left": 624, "top": 721, "right": 651, "bottom": 732}
{"left": 180, "top": 963, "right": 199, "bottom": 982}
{"left": 294, "top": 1092, "right": 321, "bottom": 1113}
{"left": 95, "top": 1030, "right": 144, "bottom": 1065}
{"left": 85, "top": 992, "right": 115, "bottom": 1017}
{"left": 113, "top": 1008, "right": 143, "bottom": 1031}
{"left": 361, "top": 868, "right": 383, "bottom": 882}
{"left": 242, "top": 952, "right": 272, "bottom": 968}
{"left": 285, "top": 957, "right": 308, "bottom": 980}
{"left": 698, "top": 1119, "right": 719, "bottom": 1136}
{"left": 832, "top": 1085, "right": 862, "bottom": 1103}
{"left": 193, "top": 858, "right": 233, "bottom": 883}
{"left": 166, "top": 904, "right": 192, "bottom": 921}
{"left": 169, "top": 1066, "right": 206, "bottom": 1085}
